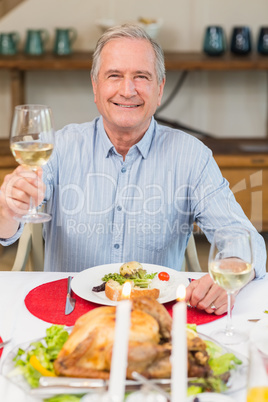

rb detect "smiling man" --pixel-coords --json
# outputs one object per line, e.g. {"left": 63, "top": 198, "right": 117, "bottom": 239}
{"left": 0, "top": 24, "right": 266, "bottom": 315}
{"left": 91, "top": 30, "right": 165, "bottom": 159}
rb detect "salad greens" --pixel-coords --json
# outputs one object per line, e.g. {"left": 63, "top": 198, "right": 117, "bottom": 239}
{"left": 13, "top": 325, "right": 69, "bottom": 388}
{"left": 44, "top": 396, "right": 84, "bottom": 402}
{"left": 188, "top": 376, "right": 229, "bottom": 395}
{"left": 187, "top": 325, "right": 243, "bottom": 395}
{"left": 208, "top": 352, "right": 242, "bottom": 376}
{"left": 102, "top": 269, "right": 157, "bottom": 288}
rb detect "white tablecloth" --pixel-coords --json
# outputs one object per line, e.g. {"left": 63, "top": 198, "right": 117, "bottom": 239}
{"left": 0, "top": 271, "right": 267, "bottom": 401}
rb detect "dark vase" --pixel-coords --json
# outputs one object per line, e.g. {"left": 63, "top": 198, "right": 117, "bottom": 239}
{"left": 257, "top": 27, "right": 268, "bottom": 55}
{"left": 231, "top": 27, "right": 252, "bottom": 55}
{"left": 203, "top": 26, "right": 226, "bottom": 56}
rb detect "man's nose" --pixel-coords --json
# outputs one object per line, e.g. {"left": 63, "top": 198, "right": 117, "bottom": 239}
{"left": 119, "top": 78, "right": 137, "bottom": 97}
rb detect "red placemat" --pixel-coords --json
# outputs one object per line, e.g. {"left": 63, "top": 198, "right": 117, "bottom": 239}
{"left": 25, "top": 278, "right": 226, "bottom": 326}
{"left": 0, "top": 337, "right": 3, "bottom": 358}
{"left": 164, "top": 301, "right": 226, "bottom": 324}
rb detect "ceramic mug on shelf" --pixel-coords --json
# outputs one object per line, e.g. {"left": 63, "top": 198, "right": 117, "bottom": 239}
{"left": 24, "top": 29, "right": 49, "bottom": 55}
{"left": 53, "top": 28, "right": 77, "bottom": 55}
{"left": 257, "top": 27, "right": 268, "bottom": 55}
{"left": 0, "top": 32, "right": 20, "bottom": 55}
{"left": 230, "top": 26, "right": 252, "bottom": 55}
{"left": 203, "top": 26, "right": 226, "bottom": 56}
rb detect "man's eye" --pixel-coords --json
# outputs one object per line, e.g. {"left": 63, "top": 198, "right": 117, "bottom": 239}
{"left": 136, "top": 75, "right": 148, "bottom": 80}
{"left": 108, "top": 74, "right": 120, "bottom": 78}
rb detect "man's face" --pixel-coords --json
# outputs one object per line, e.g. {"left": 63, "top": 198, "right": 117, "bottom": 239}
{"left": 92, "top": 38, "right": 165, "bottom": 136}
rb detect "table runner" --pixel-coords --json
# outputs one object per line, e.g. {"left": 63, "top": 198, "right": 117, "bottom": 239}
{"left": 24, "top": 278, "right": 226, "bottom": 326}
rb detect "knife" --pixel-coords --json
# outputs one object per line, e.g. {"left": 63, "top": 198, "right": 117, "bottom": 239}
{"left": 0, "top": 339, "right": 11, "bottom": 348}
{"left": 65, "top": 276, "right": 76, "bottom": 315}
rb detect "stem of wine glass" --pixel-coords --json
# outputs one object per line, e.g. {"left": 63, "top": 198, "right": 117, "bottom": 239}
{"left": 28, "top": 167, "right": 38, "bottom": 216}
{"left": 28, "top": 195, "right": 37, "bottom": 216}
{"left": 225, "top": 292, "right": 234, "bottom": 336}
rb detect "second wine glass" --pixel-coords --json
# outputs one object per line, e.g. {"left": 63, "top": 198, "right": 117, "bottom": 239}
{"left": 10, "top": 104, "right": 54, "bottom": 223}
{"left": 208, "top": 226, "right": 253, "bottom": 345}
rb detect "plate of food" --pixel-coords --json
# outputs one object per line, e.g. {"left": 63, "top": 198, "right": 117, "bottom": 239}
{"left": 2, "top": 297, "right": 248, "bottom": 396}
{"left": 1, "top": 298, "right": 248, "bottom": 399}
{"left": 71, "top": 261, "right": 189, "bottom": 306}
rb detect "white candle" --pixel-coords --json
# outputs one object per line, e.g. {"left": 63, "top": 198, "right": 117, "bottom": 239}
{"left": 108, "top": 282, "right": 132, "bottom": 402}
{"left": 171, "top": 285, "right": 187, "bottom": 402}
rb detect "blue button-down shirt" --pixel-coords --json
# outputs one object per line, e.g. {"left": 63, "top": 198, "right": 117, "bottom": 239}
{"left": 1, "top": 116, "right": 266, "bottom": 276}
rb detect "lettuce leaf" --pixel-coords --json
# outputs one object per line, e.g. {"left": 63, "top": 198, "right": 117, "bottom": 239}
{"left": 204, "top": 340, "right": 223, "bottom": 359}
{"left": 13, "top": 325, "right": 69, "bottom": 388}
{"left": 208, "top": 352, "right": 242, "bottom": 376}
{"left": 188, "top": 376, "right": 228, "bottom": 393}
{"left": 186, "top": 324, "right": 197, "bottom": 332}
{"left": 44, "top": 395, "right": 84, "bottom": 402}
{"left": 187, "top": 385, "right": 203, "bottom": 396}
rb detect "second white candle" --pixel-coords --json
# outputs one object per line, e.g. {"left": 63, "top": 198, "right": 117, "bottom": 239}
{"left": 108, "top": 284, "right": 132, "bottom": 402}
{"left": 171, "top": 285, "right": 187, "bottom": 402}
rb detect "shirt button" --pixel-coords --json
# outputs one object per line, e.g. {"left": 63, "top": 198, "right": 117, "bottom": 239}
{"left": 114, "top": 244, "right": 120, "bottom": 249}
{"left": 121, "top": 167, "right": 126, "bottom": 173}
{"left": 117, "top": 206, "right": 122, "bottom": 211}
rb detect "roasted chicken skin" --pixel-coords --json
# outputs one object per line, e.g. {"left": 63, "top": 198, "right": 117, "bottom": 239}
{"left": 54, "top": 297, "right": 172, "bottom": 379}
{"left": 54, "top": 296, "right": 211, "bottom": 380}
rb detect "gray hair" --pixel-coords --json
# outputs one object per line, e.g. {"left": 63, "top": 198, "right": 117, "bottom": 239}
{"left": 91, "top": 24, "right": 166, "bottom": 85}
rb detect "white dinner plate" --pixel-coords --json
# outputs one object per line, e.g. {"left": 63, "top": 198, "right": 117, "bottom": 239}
{"left": 71, "top": 263, "right": 189, "bottom": 306}
{"left": 250, "top": 316, "right": 268, "bottom": 355}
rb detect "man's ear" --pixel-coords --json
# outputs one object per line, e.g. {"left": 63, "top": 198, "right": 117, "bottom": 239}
{"left": 157, "top": 78, "right": 166, "bottom": 107}
{"left": 91, "top": 76, "right": 97, "bottom": 103}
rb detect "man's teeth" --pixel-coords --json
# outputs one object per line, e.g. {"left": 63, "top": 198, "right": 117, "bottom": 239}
{"left": 115, "top": 103, "right": 138, "bottom": 108}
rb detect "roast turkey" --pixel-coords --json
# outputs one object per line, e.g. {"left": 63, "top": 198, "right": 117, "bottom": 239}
{"left": 54, "top": 296, "right": 210, "bottom": 380}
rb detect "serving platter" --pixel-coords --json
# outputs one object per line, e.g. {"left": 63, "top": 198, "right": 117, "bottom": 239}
{"left": 1, "top": 330, "right": 248, "bottom": 399}
{"left": 186, "top": 393, "right": 236, "bottom": 402}
{"left": 71, "top": 263, "right": 189, "bottom": 305}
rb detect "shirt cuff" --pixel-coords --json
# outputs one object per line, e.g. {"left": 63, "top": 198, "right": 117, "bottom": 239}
{"left": 0, "top": 223, "right": 24, "bottom": 246}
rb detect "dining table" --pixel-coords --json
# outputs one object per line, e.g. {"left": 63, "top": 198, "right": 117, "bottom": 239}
{"left": 0, "top": 270, "right": 267, "bottom": 402}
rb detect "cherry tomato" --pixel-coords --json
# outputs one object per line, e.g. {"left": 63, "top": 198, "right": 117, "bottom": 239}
{"left": 158, "top": 271, "right": 170, "bottom": 281}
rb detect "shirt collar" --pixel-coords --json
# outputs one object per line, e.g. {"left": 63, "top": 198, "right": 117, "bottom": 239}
{"left": 97, "top": 116, "right": 156, "bottom": 159}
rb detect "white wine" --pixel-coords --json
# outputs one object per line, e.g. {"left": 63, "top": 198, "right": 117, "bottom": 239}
{"left": 11, "top": 141, "right": 53, "bottom": 168}
{"left": 209, "top": 258, "right": 252, "bottom": 292}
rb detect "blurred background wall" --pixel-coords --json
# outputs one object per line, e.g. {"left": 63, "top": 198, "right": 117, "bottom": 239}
{"left": 0, "top": 0, "right": 267, "bottom": 138}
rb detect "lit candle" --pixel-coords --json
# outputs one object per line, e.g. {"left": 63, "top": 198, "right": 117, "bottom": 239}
{"left": 108, "top": 281, "right": 132, "bottom": 402}
{"left": 171, "top": 284, "right": 187, "bottom": 402}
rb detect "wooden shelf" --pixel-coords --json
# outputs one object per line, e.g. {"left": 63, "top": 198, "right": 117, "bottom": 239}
{"left": 1, "top": 52, "right": 268, "bottom": 231}
{"left": 1, "top": 51, "right": 268, "bottom": 71}
{"left": 0, "top": 139, "right": 17, "bottom": 168}
{"left": 202, "top": 138, "right": 268, "bottom": 167}
{"left": 1, "top": 51, "right": 268, "bottom": 118}
{"left": 164, "top": 52, "right": 268, "bottom": 71}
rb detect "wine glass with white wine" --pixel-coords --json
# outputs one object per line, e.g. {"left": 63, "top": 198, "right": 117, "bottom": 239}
{"left": 208, "top": 226, "right": 253, "bottom": 345}
{"left": 10, "top": 104, "right": 54, "bottom": 223}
